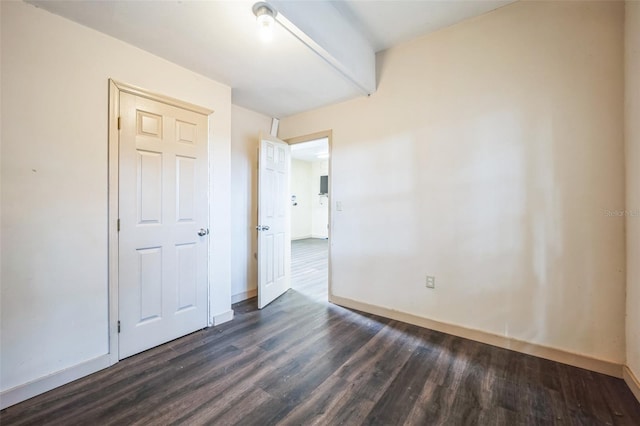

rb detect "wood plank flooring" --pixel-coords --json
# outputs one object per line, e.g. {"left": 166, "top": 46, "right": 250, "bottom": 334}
{"left": 291, "top": 237, "right": 328, "bottom": 301}
{"left": 2, "top": 238, "right": 639, "bottom": 425}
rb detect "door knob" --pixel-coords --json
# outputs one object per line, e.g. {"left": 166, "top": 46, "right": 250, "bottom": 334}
{"left": 198, "top": 228, "right": 209, "bottom": 236}
{"left": 256, "top": 225, "right": 270, "bottom": 231}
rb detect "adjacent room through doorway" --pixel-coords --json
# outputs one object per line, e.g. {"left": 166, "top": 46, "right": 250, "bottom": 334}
{"left": 289, "top": 137, "right": 330, "bottom": 301}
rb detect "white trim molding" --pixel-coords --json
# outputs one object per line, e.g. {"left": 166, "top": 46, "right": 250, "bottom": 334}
{"left": 107, "top": 79, "right": 121, "bottom": 366}
{"left": 213, "top": 310, "right": 234, "bottom": 326}
{"left": 231, "top": 289, "right": 258, "bottom": 304}
{"left": 330, "top": 295, "right": 623, "bottom": 379}
{"left": 0, "top": 355, "right": 111, "bottom": 410}
{"left": 110, "top": 80, "right": 213, "bottom": 115}
{"left": 624, "top": 366, "right": 640, "bottom": 402}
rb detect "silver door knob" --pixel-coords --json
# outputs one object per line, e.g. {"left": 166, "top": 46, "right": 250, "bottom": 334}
{"left": 198, "top": 228, "right": 209, "bottom": 236}
{"left": 256, "top": 225, "right": 270, "bottom": 231}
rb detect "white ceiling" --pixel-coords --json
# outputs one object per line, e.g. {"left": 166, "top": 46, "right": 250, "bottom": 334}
{"left": 331, "top": 0, "right": 514, "bottom": 52}
{"left": 291, "top": 137, "right": 329, "bottom": 162}
{"left": 28, "top": 0, "right": 515, "bottom": 118}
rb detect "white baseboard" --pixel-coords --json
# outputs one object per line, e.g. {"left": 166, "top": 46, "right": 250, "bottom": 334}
{"left": 1, "top": 306, "right": 236, "bottom": 410}
{"left": 623, "top": 365, "right": 640, "bottom": 402}
{"left": 330, "top": 295, "right": 623, "bottom": 378}
{"left": 291, "top": 235, "right": 312, "bottom": 241}
{"left": 212, "top": 309, "right": 234, "bottom": 326}
{"left": 0, "top": 354, "right": 111, "bottom": 410}
{"left": 231, "top": 288, "right": 257, "bottom": 304}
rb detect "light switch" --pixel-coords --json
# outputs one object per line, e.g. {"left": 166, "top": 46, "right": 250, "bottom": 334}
{"left": 336, "top": 201, "right": 343, "bottom": 211}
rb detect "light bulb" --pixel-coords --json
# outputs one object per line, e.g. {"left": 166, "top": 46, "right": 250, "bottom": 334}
{"left": 252, "top": 3, "right": 277, "bottom": 43}
{"left": 257, "top": 12, "right": 274, "bottom": 43}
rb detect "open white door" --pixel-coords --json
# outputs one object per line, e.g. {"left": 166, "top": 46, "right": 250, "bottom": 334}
{"left": 257, "top": 134, "right": 291, "bottom": 309}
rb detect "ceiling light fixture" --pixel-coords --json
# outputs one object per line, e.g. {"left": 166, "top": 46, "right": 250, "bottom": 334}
{"left": 252, "top": 2, "right": 277, "bottom": 43}
{"left": 250, "top": 2, "right": 373, "bottom": 95}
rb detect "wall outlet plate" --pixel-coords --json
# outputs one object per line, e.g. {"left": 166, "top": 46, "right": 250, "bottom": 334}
{"left": 426, "top": 275, "right": 435, "bottom": 289}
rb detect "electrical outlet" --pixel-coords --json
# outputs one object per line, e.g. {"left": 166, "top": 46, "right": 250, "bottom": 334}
{"left": 426, "top": 275, "right": 435, "bottom": 289}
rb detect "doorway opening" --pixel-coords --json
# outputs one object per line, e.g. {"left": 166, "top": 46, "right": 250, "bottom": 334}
{"left": 288, "top": 133, "right": 331, "bottom": 302}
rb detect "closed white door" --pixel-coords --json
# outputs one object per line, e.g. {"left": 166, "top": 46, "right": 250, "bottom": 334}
{"left": 258, "top": 134, "right": 291, "bottom": 309}
{"left": 118, "top": 92, "right": 209, "bottom": 358}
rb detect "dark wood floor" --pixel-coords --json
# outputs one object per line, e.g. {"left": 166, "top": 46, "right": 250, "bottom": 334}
{"left": 2, "top": 238, "right": 639, "bottom": 425}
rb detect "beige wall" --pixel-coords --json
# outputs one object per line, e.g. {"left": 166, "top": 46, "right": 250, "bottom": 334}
{"left": 291, "top": 159, "right": 313, "bottom": 240}
{"left": 230, "top": 105, "right": 271, "bottom": 301}
{"left": 626, "top": 1, "right": 640, "bottom": 380}
{"left": 311, "top": 160, "right": 329, "bottom": 239}
{"left": 1, "top": 1, "right": 232, "bottom": 394}
{"left": 280, "top": 1, "right": 626, "bottom": 363}
{"left": 291, "top": 158, "right": 330, "bottom": 240}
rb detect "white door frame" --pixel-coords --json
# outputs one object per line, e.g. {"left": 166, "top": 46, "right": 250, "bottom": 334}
{"left": 285, "top": 130, "right": 333, "bottom": 301}
{"left": 107, "top": 79, "right": 213, "bottom": 365}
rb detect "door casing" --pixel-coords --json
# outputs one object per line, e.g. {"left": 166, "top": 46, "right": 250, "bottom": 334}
{"left": 285, "top": 130, "right": 333, "bottom": 302}
{"left": 107, "top": 79, "right": 213, "bottom": 365}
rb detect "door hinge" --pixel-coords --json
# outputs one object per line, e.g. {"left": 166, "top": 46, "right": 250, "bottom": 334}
{"left": 117, "top": 116, "right": 121, "bottom": 130}
{"left": 117, "top": 218, "right": 121, "bottom": 232}
{"left": 118, "top": 320, "right": 121, "bottom": 333}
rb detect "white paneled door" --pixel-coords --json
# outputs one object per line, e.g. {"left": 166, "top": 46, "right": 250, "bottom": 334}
{"left": 118, "top": 92, "right": 209, "bottom": 359}
{"left": 258, "top": 135, "right": 291, "bottom": 309}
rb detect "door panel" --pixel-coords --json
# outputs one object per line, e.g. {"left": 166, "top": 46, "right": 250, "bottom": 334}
{"left": 138, "top": 246, "right": 162, "bottom": 322}
{"left": 176, "top": 156, "right": 196, "bottom": 221}
{"left": 258, "top": 135, "right": 291, "bottom": 309}
{"left": 137, "top": 150, "right": 162, "bottom": 223}
{"left": 119, "top": 92, "right": 209, "bottom": 359}
{"left": 176, "top": 242, "right": 198, "bottom": 311}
